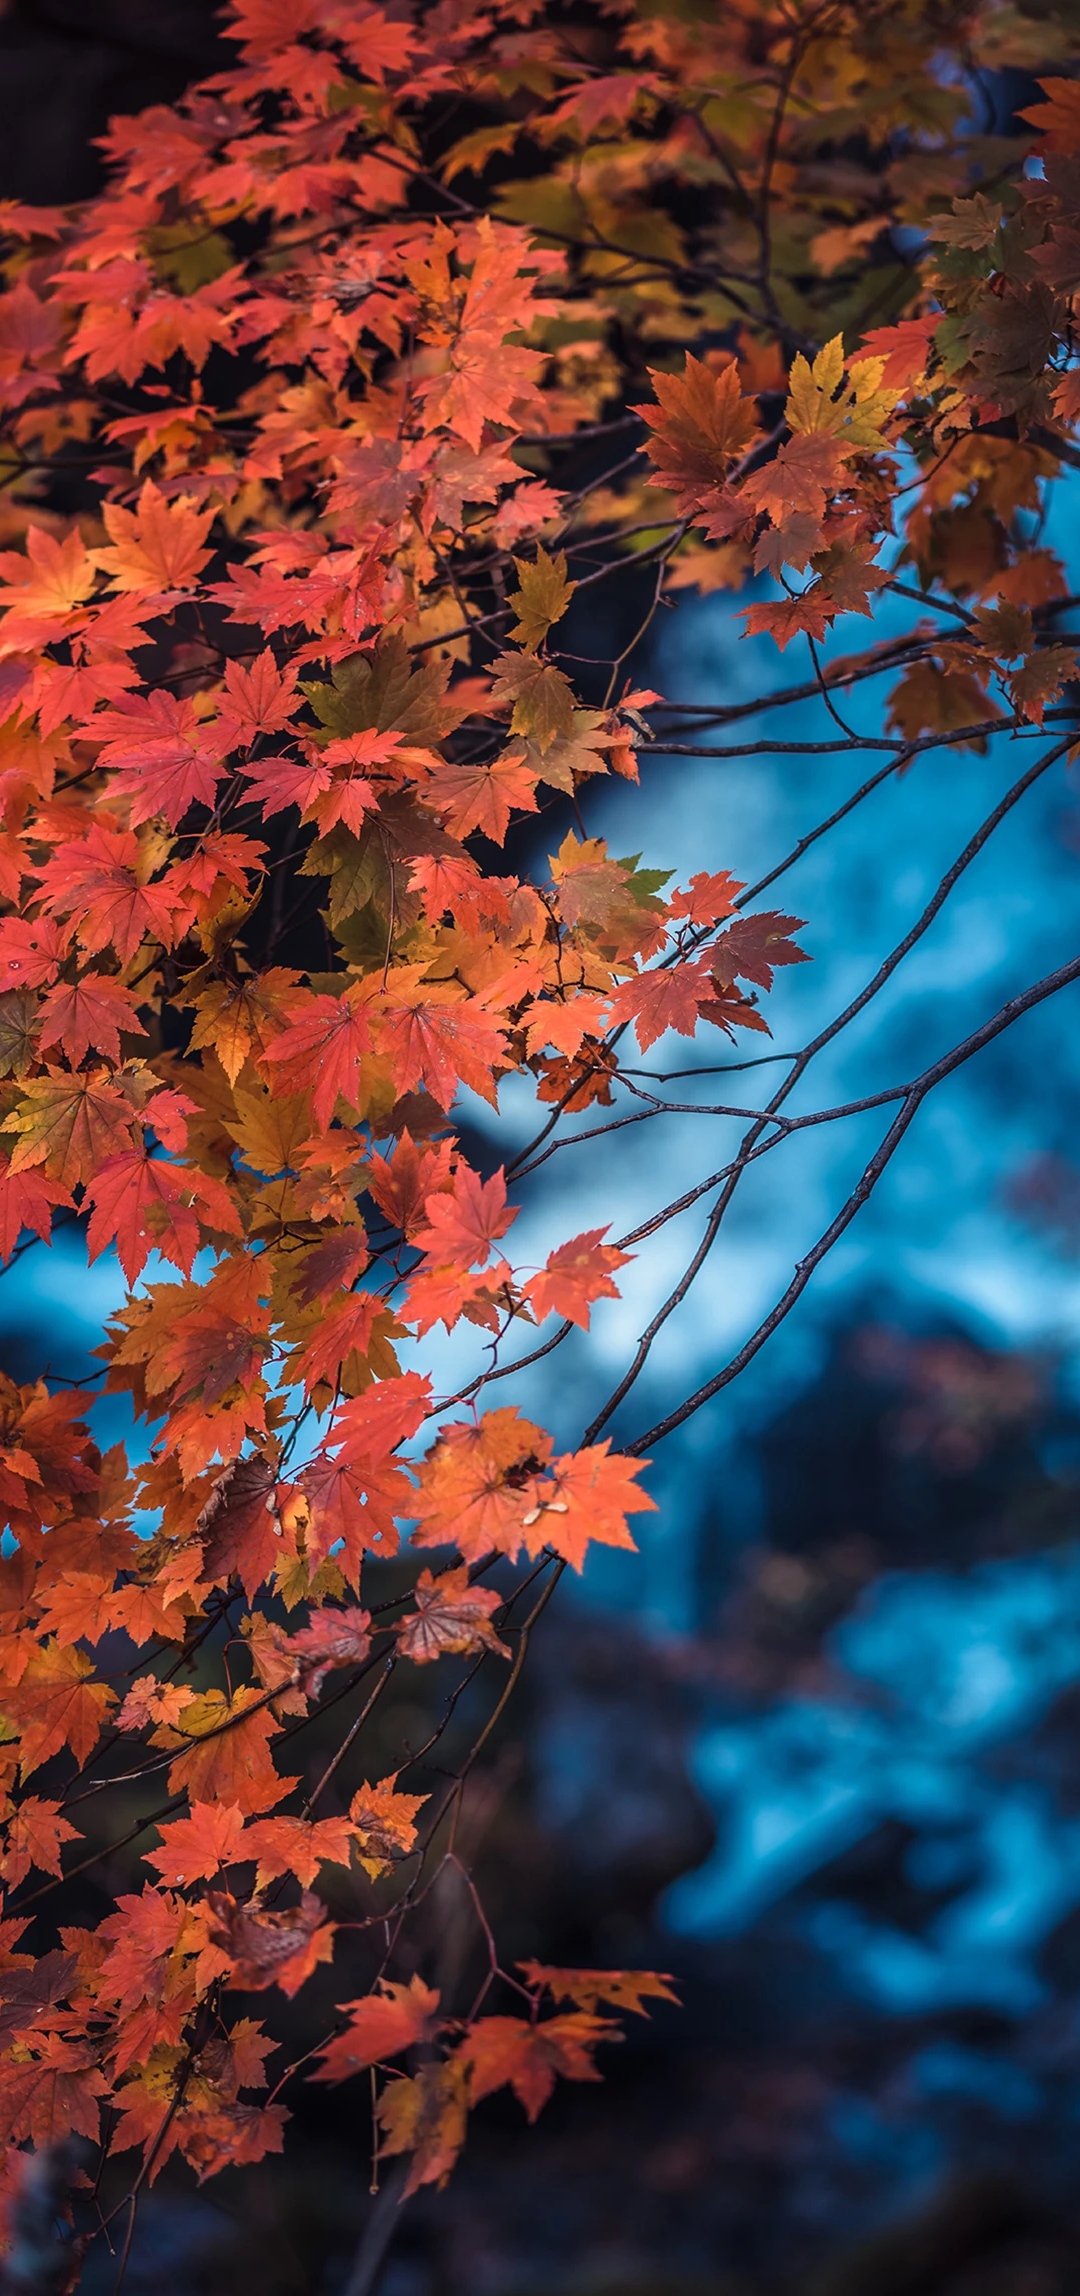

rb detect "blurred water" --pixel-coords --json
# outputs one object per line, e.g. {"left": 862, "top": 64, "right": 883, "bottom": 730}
{"left": 668, "top": 1547, "right": 1080, "bottom": 2012}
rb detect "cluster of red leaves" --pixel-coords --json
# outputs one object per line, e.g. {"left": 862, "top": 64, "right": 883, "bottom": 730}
{"left": 0, "top": 0, "right": 1077, "bottom": 2237}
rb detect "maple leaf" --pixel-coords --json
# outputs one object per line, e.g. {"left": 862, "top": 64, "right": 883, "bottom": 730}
{"left": 668, "top": 870, "right": 743, "bottom": 927}
{"left": 412, "top": 1408, "right": 554, "bottom": 1564}
{"left": 515, "top": 1443, "right": 656, "bottom": 1572}
{"left": 33, "top": 1567, "right": 124, "bottom": 1646}
{"left": 739, "top": 432, "right": 844, "bottom": 525}
{"left": 490, "top": 651, "right": 576, "bottom": 755}
{"left": 311, "top": 1977, "right": 442, "bottom": 2082}
{"left": 91, "top": 480, "right": 215, "bottom": 595}
{"left": 426, "top": 750, "right": 539, "bottom": 844}
{"left": 608, "top": 959, "right": 714, "bottom": 1052}
{"left": 282, "top": 1604, "right": 372, "bottom": 1695}
{"left": 146, "top": 1801, "right": 249, "bottom": 1887}
{"left": 507, "top": 547, "right": 576, "bottom": 650}
{"left": 117, "top": 1680, "right": 198, "bottom": 1732}
{"left": 207, "top": 1888, "right": 334, "bottom": 1998}
{"left": 161, "top": 1687, "right": 286, "bottom": 1816}
{"left": 0, "top": 1161, "right": 69, "bottom": 1265}
{"left": 637, "top": 355, "right": 760, "bottom": 508}
{"left": 181, "top": 2101, "right": 288, "bottom": 2181}
{"left": 376, "top": 2057, "right": 470, "bottom": 2194}
{"left": 85, "top": 1148, "right": 208, "bottom": 1287}
{"left": 441, "top": 119, "right": 524, "bottom": 185}
{"left": 285, "top": 1289, "right": 384, "bottom": 1402}
{"left": 96, "top": 1885, "right": 191, "bottom": 2027}
{"left": 457, "top": 2011, "right": 617, "bottom": 2121}
{"left": 330, "top": 1371, "right": 433, "bottom": 1461}
{"left": 858, "top": 315, "right": 940, "bottom": 392}
{"left": 545, "top": 69, "right": 656, "bottom": 137}
{"left": 518, "top": 1963, "right": 679, "bottom": 2016}
{"left": 197, "top": 1453, "right": 284, "bottom": 1599}
{"left": 0, "top": 1795, "right": 78, "bottom": 1889}
{"left": 411, "top": 1163, "right": 516, "bottom": 1267}
{"left": 0, "top": 917, "right": 69, "bottom": 993}
{"left": 36, "top": 821, "right": 179, "bottom": 964}
{"left": 0, "top": 2042, "right": 108, "bottom": 2150}
{"left": 0, "top": 524, "right": 98, "bottom": 647}
{"left": 240, "top": 1812, "right": 357, "bottom": 1891}
{"left": 263, "top": 991, "right": 372, "bottom": 1127}
{"left": 216, "top": 650, "right": 302, "bottom": 748}
{"left": 526, "top": 1228, "right": 630, "bottom": 1330}
{"left": 549, "top": 832, "right": 669, "bottom": 959}
{"left": 524, "top": 995, "right": 612, "bottom": 1060}
{"left": 709, "top": 912, "right": 809, "bottom": 992}
{"left": 36, "top": 973, "right": 147, "bottom": 1065}
{"left": 187, "top": 968, "right": 300, "bottom": 1088}
{"left": 365, "top": 1132, "right": 454, "bottom": 1238}
{"left": 886, "top": 661, "right": 1004, "bottom": 748}
{"left": 741, "top": 591, "right": 837, "bottom": 649}
{"left": 1019, "top": 77, "right": 1080, "bottom": 152}
{"left": 291, "top": 1226, "right": 369, "bottom": 1308}
{"left": 0, "top": 1952, "right": 79, "bottom": 2049}
{"left": 402, "top": 1257, "right": 510, "bottom": 1339}
{"left": 84, "top": 691, "right": 225, "bottom": 827}
{"left": 1008, "top": 644, "right": 1079, "bottom": 725}
{"left": 395, "top": 1566, "right": 509, "bottom": 1664}
{"left": 0, "top": 987, "right": 37, "bottom": 1080}
{"left": 298, "top": 1446, "right": 404, "bottom": 1579}
{"left": 349, "top": 1775, "right": 427, "bottom": 1879}
{"left": 150, "top": 1259, "right": 270, "bottom": 1410}
{"left": 374, "top": 979, "right": 505, "bottom": 1110}
{"left": 414, "top": 221, "right": 551, "bottom": 450}
{"left": 785, "top": 335, "right": 899, "bottom": 454}
{"left": 3, "top": 1640, "right": 116, "bottom": 1774}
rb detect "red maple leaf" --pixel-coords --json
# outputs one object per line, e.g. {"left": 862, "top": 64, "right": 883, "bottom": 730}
{"left": 83, "top": 692, "right": 225, "bottom": 826}
{"left": 411, "top": 1163, "right": 516, "bottom": 1266}
{"left": 37, "top": 974, "right": 147, "bottom": 1065}
{"left": 262, "top": 992, "right": 373, "bottom": 1128}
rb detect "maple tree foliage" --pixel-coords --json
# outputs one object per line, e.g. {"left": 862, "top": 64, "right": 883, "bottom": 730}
{"left": 0, "top": 0, "right": 1079, "bottom": 2258}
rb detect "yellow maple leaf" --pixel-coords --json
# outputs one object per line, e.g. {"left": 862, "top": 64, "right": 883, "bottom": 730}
{"left": 508, "top": 547, "right": 576, "bottom": 650}
{"left": 786, "top": 336, "right": 899, "bottom": 454}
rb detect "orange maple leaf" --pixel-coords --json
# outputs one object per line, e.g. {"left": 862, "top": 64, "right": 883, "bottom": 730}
{"left": 516, "top": 1443, "right": 656, "bottom": 1571}
{"left": 311, "top": 1976, "right": 441, "bottom": 2082}
{"left": 3, "top": 1641, "right": 116, "bottom": 1773}
{"left": 376, "top": 2057, "right": 470, "bottom": 2194}
{"left": 145, "top": 1801, "right": 249, "bottom": 1887}
{"left": 91, "top": 480, "right": 214, "bottom": 595}
{"left": 456, "top": 2010, "right": 618, "bottom": 2121}
{"left": 427, "top": 750, "right": 540, "bottom": 843}
{"left": 518, "top": 1962, "right": 679, "bottom": 2015}
{"left": 349, "top": 1775, "right": 427, "bottom": 1878}
{"left": 525, "top": 1228, "right": 630, "bottom": 1330}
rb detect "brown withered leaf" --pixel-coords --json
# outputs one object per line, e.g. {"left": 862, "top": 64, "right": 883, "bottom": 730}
{"left": 395, "top": 1565, "right": 509, "bottom": 1665}
{"left": 197, "top": 1452, "right": 284, "bottom": 1600}
{"left": 207, "top": 1889, "right": 335, "bottom": 1999}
